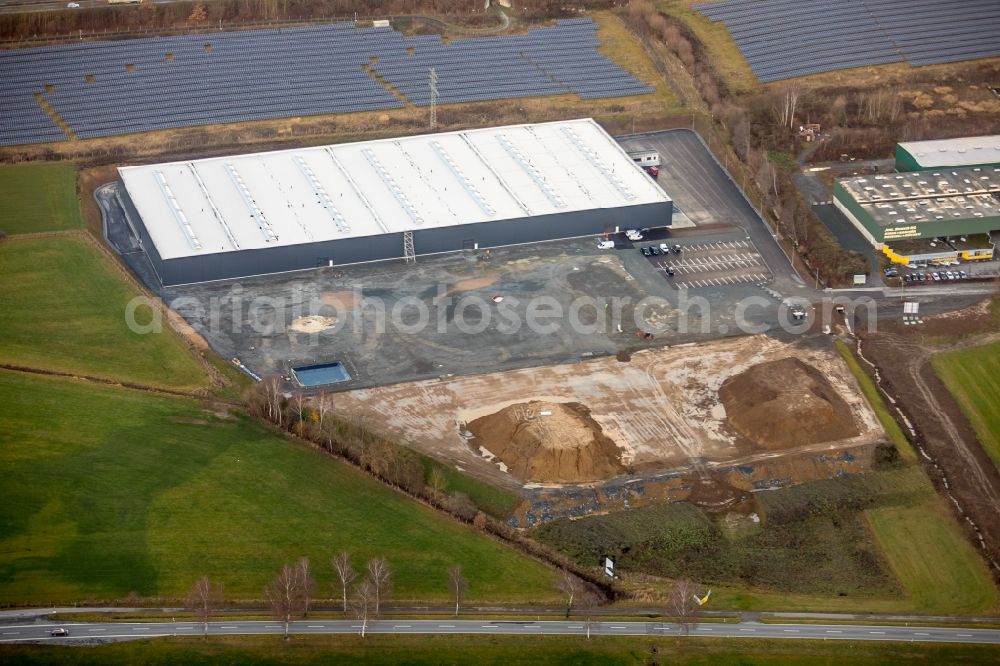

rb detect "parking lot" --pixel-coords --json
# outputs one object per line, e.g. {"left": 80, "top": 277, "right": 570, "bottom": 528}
{"left": 639, "top": 238, "right": 771, "bottom": 290}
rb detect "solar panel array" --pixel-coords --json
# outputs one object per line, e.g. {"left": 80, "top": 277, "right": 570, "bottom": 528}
{"left": 0, "top": 17, "right": 652, "bottom": 147}
{"left": 695, "top": 0, "right": 1000, "bottom": 82}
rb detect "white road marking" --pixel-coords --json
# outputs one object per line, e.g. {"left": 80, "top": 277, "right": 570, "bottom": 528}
{"left": 869, "top": 631, "right": 885, "bottom": 635}
{"left": 739, "top": 628, "right": 755, "bottom": 632}
{"left": 826, "top": 630, "right": 842, "bottom": 634}
{"left": 915, "top": 632, "right": 929, "bottom": 636}
{"left": 439, "top": 625, "right": 455, "bottom": 628}
{"left": 958, "top": 634, "right": 972, "bottom": 637}
{"left": 567, "top": 625, "right": 583, "bottom": 629}
{"left": 393, "top": 625, "right": 411, "bottom": 629}
{"left": 482, "top": 625, "right": 497, "bottom": 629}
{"left": 221, "top": 626, "right": 238, "bottom": 630}
{"left": 265, "top": 625, "right": 282, "bottom": 629}
{"left": 307, "top": 625, "right": 325, "bottom": 629}
{"left": 610, "top": 625, "right": 627, "bottom": 629}
{"left": 1, "top": 632, "right": 19, "bottom": 635}
{"left": 783, "top": 629, "right": 799, "bottom": 633}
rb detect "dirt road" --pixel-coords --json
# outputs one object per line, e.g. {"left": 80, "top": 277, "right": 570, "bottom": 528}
{"left": 860, "top": 328, "right": 1000, "bottom": 572}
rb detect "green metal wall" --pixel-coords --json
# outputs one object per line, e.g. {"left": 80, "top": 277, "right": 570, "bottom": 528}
{"left": 833, "top": 180, "right": 1000, "bottom": 242}
{"left": 894, "top": 144, "right": 1000, "bottom": 172}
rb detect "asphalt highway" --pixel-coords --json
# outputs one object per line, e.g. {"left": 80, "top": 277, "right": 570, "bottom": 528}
{"left": 3, "top": 619, "right": 1000, "bottom": 645}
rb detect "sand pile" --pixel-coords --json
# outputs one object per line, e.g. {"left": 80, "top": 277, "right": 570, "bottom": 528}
{"left": 719, "top": 357, "right": 859, "bottom": 450}
{"left": 289, "top": 315, "right": 337, "bottom": 333}
{"left": 466, "top": 401, "right": 624, "bottom": 483}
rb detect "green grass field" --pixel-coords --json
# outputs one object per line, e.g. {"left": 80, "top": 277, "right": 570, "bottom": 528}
{"left": 933, "top": 341, "right": 1000, "bottom": 472}
{"left": 835, "top": 339, "right": 917, "bottom": 462}
{"left": 866, "top": 501, "right": 998, "bottom": 614}
{"left": 0, "top": 235, "right": 208, "bottom": 391}
{"left": 421, "top": 456, "right": 520, "bottom": 519}
{"left": 0, "top": 370, "right": 558, "bottom": 605}
{"left": 0, "top": 163, "right": 80, "bottom": 235}
{"left": 3, "top": 634, "right": 1000, "bottom": 665}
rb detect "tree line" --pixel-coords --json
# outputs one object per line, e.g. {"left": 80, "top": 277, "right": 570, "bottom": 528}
{"left": 187, "top": 552, "right": 469, "bottom": 638}
{"left": 245, "top": 379, "right": 619, "bottom": 603}
{"left": 624, "top": 0, "right": 868, "bottom": 286}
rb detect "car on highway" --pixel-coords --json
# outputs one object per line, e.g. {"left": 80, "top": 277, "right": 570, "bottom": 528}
{"left": 67, "top": 2, "right": 80, "bottom": 7}
{"left": 641, "top": 246, "right": 651, "bottom": 257}
{"left": 50, "top": 627, "right": 69, "bottom": 636}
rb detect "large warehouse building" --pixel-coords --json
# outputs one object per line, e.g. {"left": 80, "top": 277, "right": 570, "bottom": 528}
{"left": 833, "top": 166, "right": 1000, "bottom": 263}
{"left": 117, "top": 118, "right": 672, "bottom": 286}
{"left": 895, "top": 135, "right": 1000, "bottom": 172}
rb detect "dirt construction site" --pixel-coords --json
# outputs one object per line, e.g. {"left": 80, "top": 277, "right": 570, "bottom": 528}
{"left": 330, "top": 333, "right": 885, "bottom": 523}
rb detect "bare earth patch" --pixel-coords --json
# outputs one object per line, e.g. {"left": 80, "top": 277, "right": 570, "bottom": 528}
{"left": 720, "top": 357, "right": 860, "bottom": 451}
{"left": 466, "top": 401, "right": 625, "bottom": 483}
{"left": 331, "top": 335, "right": 883, "bottom": 488}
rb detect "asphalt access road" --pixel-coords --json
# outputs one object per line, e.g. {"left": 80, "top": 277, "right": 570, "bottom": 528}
{"left": 617, "top": 129, "right": 803, "bottom": 294}
{"left": 4, "top": 619, "right": 1000, "bottom": 645}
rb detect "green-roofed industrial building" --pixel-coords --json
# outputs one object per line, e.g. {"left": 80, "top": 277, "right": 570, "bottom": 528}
{"left": 895, "top": 135, "right": 1000, "bottom": 172}
{"left": 833, "top": 166, "right": 999, "bottom": 265}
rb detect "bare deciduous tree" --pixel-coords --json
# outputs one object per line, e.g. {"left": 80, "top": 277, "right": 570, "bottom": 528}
{"left": 186, "top": 576, "right": 224, "bottom": 637}
{"left": 316, "top": 391, "right": 329, "bottom": 432}
{"left": 353, "top": 578, "right": 377, "bottom": 638}
{"left": 264, "top": 563, "right": 305, "bottom": 638}
{"left": 262, "top": 376, "right": 284, "bottom": 426}
{"left": 448, "top": 564, "right": 468, "bottom": 616}
{"left": 297, "top": 556, "right": 317, "bottom": 618}
{"left": 578, "top": 588, "right": 601, "bottom": 640}
{"left": 554, "top": 568, "right": 582, "bottom": 618}
{"left": 332, "top": 552, "right": 357, "bottom": 613}
{"left": 428, "top": 467, "right": 447, "bottom": 496}
{"left": 665, "top": 578, "right": 702, "bottom": 635}
{"left": 366, "top": 557, "right": 392, "bottom": 616}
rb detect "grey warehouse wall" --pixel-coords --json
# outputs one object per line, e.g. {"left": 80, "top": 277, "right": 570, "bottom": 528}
{"left": 118, "top": 181, "right": 671, "bottom": 286}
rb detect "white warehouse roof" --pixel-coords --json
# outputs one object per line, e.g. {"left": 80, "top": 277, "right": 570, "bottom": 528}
{"left": 118, "top": 118, "right": 670, "bottom": 260}
{"left": 898, "top": 135, "right": 1000, "bottom": 169}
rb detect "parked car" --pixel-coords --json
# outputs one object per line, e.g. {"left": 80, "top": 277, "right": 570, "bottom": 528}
{"left": 672, "top": 244, "right": 682, "bottom": 254}
{"left": 904, "top": 274, "right": 913, "bottom": 283}
{"left": 932, "top": 272, "right": 941, "bottom": 281}
{"left": 597, "top": 239, "right": 615, "bottom": 250}
{"left": 650, "top": 245, "right": 661, "bottom": 256}
{"left": 959, "top": 270, "right": 969, "bottom": 279}
{"left": 917, "top": 273, "right": 926, "bottom": 282}
{"left": 666, "top": 266, "right": 675, "bottom": 277}
{"left": 641, "top": 246, "right": 652, "bottom": 257}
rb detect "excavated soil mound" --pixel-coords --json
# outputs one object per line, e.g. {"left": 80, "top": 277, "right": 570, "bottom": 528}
{"left": 685, "top": 476, "right": 754, "bottom": 514}
{"left": 719, "top": 357, "right": 859, "bottom": 451}
{"left": 466, "top": 401, "right": 624, "bottom": 483}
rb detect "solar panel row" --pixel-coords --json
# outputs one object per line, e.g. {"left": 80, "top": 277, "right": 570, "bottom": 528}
{"left": 695, "top": 0, "right": 1000, "bottom": 82}
{"left": 0, "top": 18, "right": 653, "bottom": 146}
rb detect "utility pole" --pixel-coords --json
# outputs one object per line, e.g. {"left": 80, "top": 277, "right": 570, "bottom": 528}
{"left": 429, "top": 67, "right": 439, "bottom": 131}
